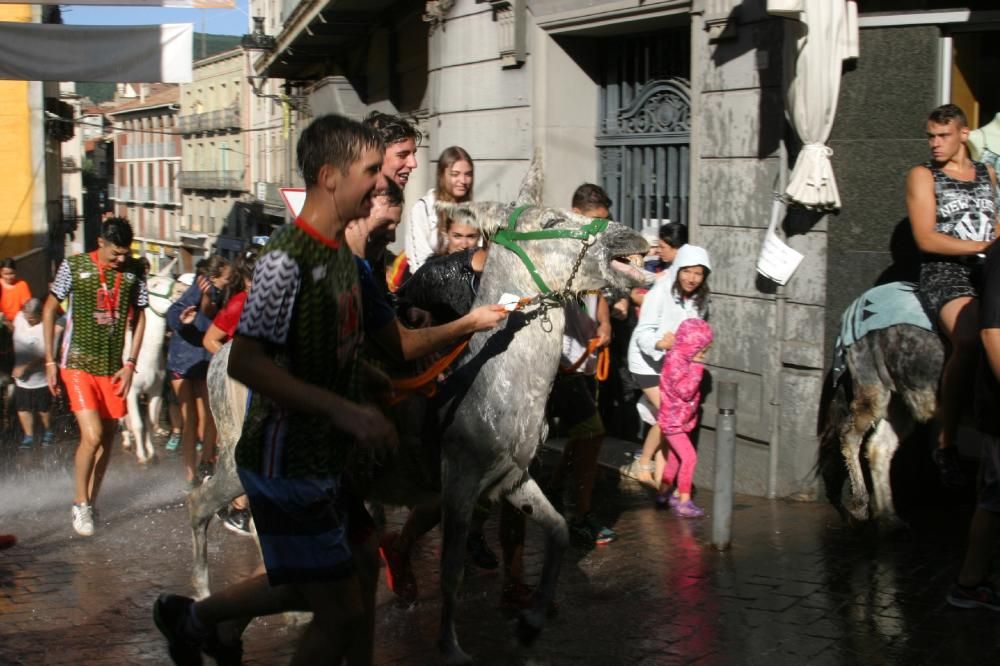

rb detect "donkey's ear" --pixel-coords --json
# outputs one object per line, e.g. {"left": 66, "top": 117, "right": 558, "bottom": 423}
{"left": 435, "top": 201, "right": 510, "bottom": 235}
{"left": 514, "top": 148, "right": 543, "bottom": 206}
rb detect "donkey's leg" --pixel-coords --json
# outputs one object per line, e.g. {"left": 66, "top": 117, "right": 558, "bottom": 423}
{"left": 437, "top": 460, "right": 480, "bottom": 666}
{"left": 125, "top": 391, "right": 145, "bottom": 462}
{"left": 839, "top": 417, "right": 872, "bottom": 522}
{"left": 188, "top": 463, "right": 245, "bottom": 598}
{"left": 866, "top": 419, "right": 902, "bottom": 523}
{"left": 144, "top": 392, "right": 162, "bottom": 462}
{"left": 503, "top": 474, "right": 568, "bottom": 647}
{"left": 841, "top": 384, "right": 890, "bottom": 523}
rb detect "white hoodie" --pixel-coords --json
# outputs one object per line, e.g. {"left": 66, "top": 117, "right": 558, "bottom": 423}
{"left": 627, "top": 244, "right": 712, "bottom": 377}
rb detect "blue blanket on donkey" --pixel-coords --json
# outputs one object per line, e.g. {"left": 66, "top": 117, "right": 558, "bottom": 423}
{"left": 832, "top": 281, "right": 935, "bottom": 386}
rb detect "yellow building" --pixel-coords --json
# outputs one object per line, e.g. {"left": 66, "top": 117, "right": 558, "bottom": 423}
{"left": 0, "top": 4, "right": 59, "bottom": 295}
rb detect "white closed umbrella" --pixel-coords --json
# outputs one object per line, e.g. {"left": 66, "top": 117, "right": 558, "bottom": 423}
{"left": 768, "top": 0, "right": 859, "bottom": 211}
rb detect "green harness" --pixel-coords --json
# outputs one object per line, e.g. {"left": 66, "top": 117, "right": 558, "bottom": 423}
{"left": 491, "top": 205, "right": 610, "bottom": 295}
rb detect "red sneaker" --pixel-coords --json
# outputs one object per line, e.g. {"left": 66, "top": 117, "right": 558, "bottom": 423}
{"left": 378, "top": 531, "right": 417, "bottom": 603}
{"left": 0, "top": 534, "right": 17, "bottom": 550}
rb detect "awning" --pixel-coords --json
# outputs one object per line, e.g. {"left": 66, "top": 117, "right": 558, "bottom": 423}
{"left": 768, "top": 0, "right": 859, "bottom": 211}
{"left": 0, "top": 22, "right": 192, "bottom": 83}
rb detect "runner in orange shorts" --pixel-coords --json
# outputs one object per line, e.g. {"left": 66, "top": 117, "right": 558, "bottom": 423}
{"left": 43, "top": 217, "right": 147, "bottom": 537}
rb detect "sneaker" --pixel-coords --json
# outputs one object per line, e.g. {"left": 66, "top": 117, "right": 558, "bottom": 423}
{"left": 71, "top": 503, "right": 94, "bottom": 536}
{"left": 656, "top": 491, "right": 681, "bottom": 509}
{"left": 0, "top": 534, "right": 16, "bottom": 550}
{"left": 18, "top": 436, "right": 33, "bottom": 449}
{"left": 933, "top": 447, "right": 966, "bottom": 489}
{"left": 165, "top": 432, "right": 181, "bottom": 452}
{"left": 673, "top": 499, "right": 705, "bottom": 518}
{"left": 152, "top": 594, "right": 206, "bottom": 666}
{"left": 41, "top": 430, "right": 55, "bottom": 447}
{"left": 947, "top": 582, "right": 1000, "bottom": 611}
{"left": 569, "top": 514, "right": 617, "bottom": 545}
{"left": 222, "top": 509, "right": 252, "bottom": 537}
{"left": 466, "top": 531, "right": 499, "bottom": 570}
{"left": 378, "top": 531, "right": 417, "bottom": 603}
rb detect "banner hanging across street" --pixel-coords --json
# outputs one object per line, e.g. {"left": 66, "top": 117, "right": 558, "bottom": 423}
{"left": 0, "top": 0, "right": 233, "bottom": 5}
{"left": 0, "top": 22, "right": 193, "bottom": 82}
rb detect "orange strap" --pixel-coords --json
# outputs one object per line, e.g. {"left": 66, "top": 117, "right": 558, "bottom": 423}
{"left": 387, "top": 339, "right": 469, "bottom": 404}
{"left": 559, "top": 337, "right": 603, "bottom": 375}
{"left": 596, "top": 347, "right": 610, "bottom": 382}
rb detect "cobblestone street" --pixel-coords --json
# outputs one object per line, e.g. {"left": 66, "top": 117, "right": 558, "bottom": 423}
{"left": 1, "top": 432, "right": 999, "bottom": 665}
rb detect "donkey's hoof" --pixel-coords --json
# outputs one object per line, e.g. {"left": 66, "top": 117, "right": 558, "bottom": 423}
{"left": 516, "top": 609, "right": 544, "bottom": 646}
{"left": 438, "top": 640, "right": 473, "bottom": 665}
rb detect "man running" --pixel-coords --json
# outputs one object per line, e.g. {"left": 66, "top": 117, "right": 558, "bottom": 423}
{"left": 43, "top": 217, "right": 147, "bottom": 536}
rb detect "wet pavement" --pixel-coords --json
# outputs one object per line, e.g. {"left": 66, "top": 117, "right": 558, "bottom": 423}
{"left": 1, "top": 424, "right": 999, "bottom": 665}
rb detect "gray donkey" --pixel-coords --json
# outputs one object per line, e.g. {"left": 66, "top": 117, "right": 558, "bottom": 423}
{"left": 820, "top": 318, "right": 944, "bottom": 524}
{"left": 188, "top": 187, "right": 648, "bottom": 664}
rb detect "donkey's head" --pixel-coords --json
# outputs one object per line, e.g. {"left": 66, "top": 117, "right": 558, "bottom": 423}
{"left": 146, "top": 274, "right": 177, "bottom": 318}
{"left": 437, "top": 202, "right": 648, "bottom": 295}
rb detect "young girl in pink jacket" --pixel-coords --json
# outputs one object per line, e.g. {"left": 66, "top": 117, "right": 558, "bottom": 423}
{"left": 657, "top": 317, "right": 713, "bottom": 518}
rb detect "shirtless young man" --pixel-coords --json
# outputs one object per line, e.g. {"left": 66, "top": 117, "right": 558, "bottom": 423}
{"left": 908, "top": 104, "right": 999, "bottom": 488}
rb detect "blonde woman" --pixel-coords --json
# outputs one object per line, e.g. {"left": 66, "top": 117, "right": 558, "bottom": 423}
{"left": 405, "top": 145, "right": 474, "bottom": 273}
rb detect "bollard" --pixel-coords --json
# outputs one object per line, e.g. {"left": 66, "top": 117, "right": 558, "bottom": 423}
{"left": 712, "top": 381, "right": 738, "bottom": 551}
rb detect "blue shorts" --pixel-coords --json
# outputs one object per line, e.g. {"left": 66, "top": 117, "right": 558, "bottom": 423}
{"left": 237, "top": 469, "right": 359, "bottom": 586}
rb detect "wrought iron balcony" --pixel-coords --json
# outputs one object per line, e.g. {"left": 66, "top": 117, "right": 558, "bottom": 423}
{"left": 177, "top": 105, "right": 241, "bottom": 134}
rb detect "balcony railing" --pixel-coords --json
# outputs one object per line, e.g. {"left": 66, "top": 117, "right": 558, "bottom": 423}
{"left": 119, "top": 142, "right": 179, "bottom": 159}
{"left": 177, "top": 105, "right": 241, "bottom": 134}
{"left": 108, "top": 184, "right": 117, "bottom": 200}
{"left": 155, "top": 187, "right": 180, "bottom": 205}
{"left": 177, "top": 170, "right": 245, "bottom": 191}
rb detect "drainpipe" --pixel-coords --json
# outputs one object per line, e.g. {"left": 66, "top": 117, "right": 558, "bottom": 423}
{"left": 767, "top": 140, "right": 789, "bottom": 499}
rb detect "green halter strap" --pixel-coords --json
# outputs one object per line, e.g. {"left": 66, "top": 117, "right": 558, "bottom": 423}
{"left": 490, "top": 205, "right": 610, "bottom": 295}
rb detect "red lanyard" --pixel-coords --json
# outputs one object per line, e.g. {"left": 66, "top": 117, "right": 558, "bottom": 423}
{"left": 89, "top": 251, "right": 122, "bottom": 315}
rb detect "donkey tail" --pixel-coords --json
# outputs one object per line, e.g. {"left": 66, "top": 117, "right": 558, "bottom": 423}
{"left": 816, "top": 367, "right": 851, "bottom": 511}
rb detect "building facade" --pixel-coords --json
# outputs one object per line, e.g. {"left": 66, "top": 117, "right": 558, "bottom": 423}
{"left": 0, "top": 4, "right": 62, "bottom": 294}
{"left": 178, "top": 48, "right": 252, "bottom": 260}
{"left": 246, "top": 0, "right": 1000, "bottom": 499}
{"left": 106, "top": 84, "right": 183, "bottom": 272}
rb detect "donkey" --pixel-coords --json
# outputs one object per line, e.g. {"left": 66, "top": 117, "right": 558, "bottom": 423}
{"left": 188, "top": 200, "right": 647, "bottom": 664}
{"left": 120, "top": 269, "right": 177, "bottom": 464}
{"left": 820, "top": 286, "right": 944, "bottom": 523}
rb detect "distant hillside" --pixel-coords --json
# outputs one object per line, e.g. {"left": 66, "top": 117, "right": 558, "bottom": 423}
{"left": 192, "top": 33, "right": 242, "bottom": 62}
{"left": 76, "top": 33, "right": 242, "bottom": 103}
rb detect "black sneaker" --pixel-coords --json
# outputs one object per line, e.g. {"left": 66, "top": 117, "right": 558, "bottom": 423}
{"left": 152, "top": 594, "right": 205, "bottom": 666}
{"left": 466, "top": 531, "right": 499, "bottom": 570}
{"left": 932, "top": 446, "right": 966, "bottom": 489}
{"left": 222, "top": 509, "right": 252, "bottom": 537}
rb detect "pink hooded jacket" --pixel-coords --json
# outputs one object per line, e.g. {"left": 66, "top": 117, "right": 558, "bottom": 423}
{"left": 657, "top": 318, "right": 714, "bottom": 435}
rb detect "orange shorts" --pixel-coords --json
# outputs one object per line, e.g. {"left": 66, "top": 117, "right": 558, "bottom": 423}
{"left": 60, "top": 368, "right": 127, "bottom": 420}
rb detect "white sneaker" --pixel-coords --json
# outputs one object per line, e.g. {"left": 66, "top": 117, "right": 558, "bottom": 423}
{"left": 72, "top": 503, "right": 94, "bottom": 537}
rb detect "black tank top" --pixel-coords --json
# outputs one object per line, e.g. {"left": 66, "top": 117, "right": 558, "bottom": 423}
{"left": 926, "top": 160, "right": 997, "bottom": 242}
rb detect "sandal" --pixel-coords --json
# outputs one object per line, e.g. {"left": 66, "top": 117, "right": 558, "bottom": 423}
{"left": 628, "top": 461, "right": 657, "bottom": 488}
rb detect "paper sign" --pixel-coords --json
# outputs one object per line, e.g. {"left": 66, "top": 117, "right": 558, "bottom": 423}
{"left": 756, "top": 197, "right": 804, "bottom": 286}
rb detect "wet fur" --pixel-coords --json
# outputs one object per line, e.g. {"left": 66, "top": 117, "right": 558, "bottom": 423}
{"left": 819, "top": 325, "right": 943, "bottom": 523}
